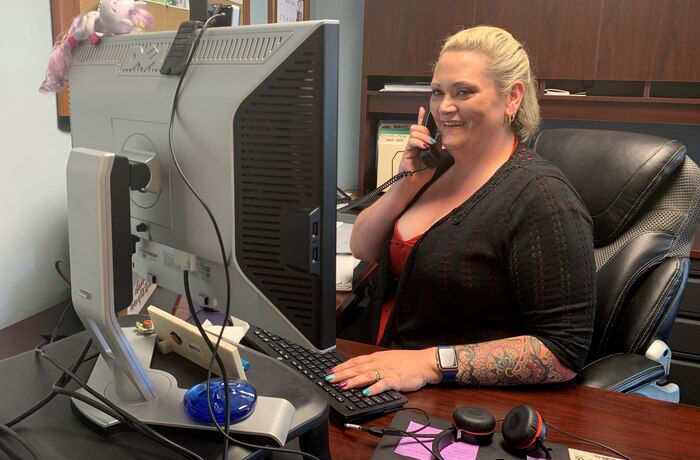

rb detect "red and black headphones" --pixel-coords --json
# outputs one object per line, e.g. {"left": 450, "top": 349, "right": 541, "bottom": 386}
{"left": 432, "top": 404, "right": 549, "bottom": 460}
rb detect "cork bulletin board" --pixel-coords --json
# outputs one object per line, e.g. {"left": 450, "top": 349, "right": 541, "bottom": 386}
{"left": 78, "top": 0, "right": 249, "bottom": 32}
{"left": 268, "top": 0, "right": 310, "bottom": 23}
{"left": 49, "top": 0, "right": 250, "bottom": 128}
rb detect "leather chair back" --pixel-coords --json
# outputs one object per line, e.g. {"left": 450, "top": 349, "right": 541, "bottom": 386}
{"left": 532, "top": 129, "right": 700, "bottom": 363}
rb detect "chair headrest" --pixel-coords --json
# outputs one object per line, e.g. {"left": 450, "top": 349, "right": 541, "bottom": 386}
{"left": 532, "top": 129, "right": 687, "bottom": 246}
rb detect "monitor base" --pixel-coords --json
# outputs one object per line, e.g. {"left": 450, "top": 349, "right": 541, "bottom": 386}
{"left": 71, "top": 326, "right": 295, "bottom": 446}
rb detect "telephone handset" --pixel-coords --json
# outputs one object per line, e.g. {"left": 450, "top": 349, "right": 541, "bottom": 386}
{"left": 419, "top": 111, "right": 441, "bottom": 169}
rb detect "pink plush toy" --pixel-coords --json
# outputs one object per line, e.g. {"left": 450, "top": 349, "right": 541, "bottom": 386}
{"left": 39, "top": 0, "right": 154, "bottom": 93}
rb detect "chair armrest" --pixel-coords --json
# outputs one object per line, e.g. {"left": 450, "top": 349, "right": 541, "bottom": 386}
{"left": 574, "top": 353, "right": 666, "bottom": 393}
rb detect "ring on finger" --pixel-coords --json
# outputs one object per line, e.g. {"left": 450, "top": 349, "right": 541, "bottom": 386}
{"left": 373, "top": 368, "right": 382, "bottom": 383}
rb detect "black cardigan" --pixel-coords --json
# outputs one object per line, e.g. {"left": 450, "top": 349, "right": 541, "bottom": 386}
{"left": 340, "top": 144, "right": 596, "bottom": 372}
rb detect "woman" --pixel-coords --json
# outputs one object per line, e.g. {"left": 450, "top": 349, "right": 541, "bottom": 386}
{"left": 330, "top": 26, "right": 595, "bottom": 396}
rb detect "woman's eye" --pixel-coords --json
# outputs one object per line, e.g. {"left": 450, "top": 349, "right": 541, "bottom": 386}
{"left": 457, "top": 88, "right": 473, "bottom": 96}
{"left": 431, "top": 89, "right": 443, "bottom": 97}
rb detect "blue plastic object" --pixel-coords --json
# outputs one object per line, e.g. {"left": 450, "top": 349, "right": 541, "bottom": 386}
{"left": 183, "top": 378, "right": 257, "bottom": 424}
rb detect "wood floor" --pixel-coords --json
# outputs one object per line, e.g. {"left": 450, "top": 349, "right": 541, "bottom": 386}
{"left": 0, "top": 303, "right": 66, "bottom": 360}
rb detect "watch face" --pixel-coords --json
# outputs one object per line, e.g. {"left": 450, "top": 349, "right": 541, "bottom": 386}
{"left": 438, "top": 347, "right": 458, "bottom": 369}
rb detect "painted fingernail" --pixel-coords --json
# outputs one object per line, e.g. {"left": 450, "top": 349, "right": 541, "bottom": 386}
{"left": 429, "top": 137, "right": 437, "bottom": 144}
{"left": 338, "top": 381, "right": 348, "bottom": 389}
{"left": 362, "top": 389, "right": 371, "bottom": 396}
{"left": 325, "top": 374, "right": 335, "bottom": 381}
{"left": 422, "top": 143, "right": 430, "bottom": 149}
{"left": 327, "top": 368, "right": 335, "bottom": 375}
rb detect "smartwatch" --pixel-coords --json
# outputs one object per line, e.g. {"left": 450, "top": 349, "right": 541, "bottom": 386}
{"left": 436, "top": 346, "right": 458, "bottom": 383}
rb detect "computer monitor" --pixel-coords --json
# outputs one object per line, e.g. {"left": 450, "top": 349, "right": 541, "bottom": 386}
{"left": 66, "top": 20, "right": 338, "bottom": 428}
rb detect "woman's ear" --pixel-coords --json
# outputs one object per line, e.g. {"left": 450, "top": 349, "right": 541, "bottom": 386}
{"left": 506, "top": 80, "right": 525, "bottom": 116}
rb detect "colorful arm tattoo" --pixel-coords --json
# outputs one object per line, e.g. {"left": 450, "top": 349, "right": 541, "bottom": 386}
{"left": 454, "top": 336, "right": 575, "bottom": 385}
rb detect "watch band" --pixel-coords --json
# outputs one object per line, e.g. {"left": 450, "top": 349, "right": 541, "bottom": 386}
{"left": 436, "top": 346, "right": 458, "bottom": 383}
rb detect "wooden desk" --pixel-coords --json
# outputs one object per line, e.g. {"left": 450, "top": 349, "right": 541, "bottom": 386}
{"left": 3, "top": 310, "right": 700, "bottom": 459}
{"left": 330, "top": 339, "right": 700, "bottom": 460}
{"left": 691, "top": 227, "right": 700, "bottom": 259}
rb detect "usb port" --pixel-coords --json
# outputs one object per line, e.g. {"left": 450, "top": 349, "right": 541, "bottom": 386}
{"left": 312, "top": 247, "right": 319, "bottom": 263}
{"left": 312, "top": 221, "right": 319, "bottom": 237}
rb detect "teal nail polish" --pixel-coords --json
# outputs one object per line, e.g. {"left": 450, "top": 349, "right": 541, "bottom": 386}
{"left": 362, "top": 389, "right": 371, "bottom": 396}
{"left": 429, "top": 137, "right": 437, "bottom": 144}
{"left": 324, "top": 375, "right": 335, "bottom": 381}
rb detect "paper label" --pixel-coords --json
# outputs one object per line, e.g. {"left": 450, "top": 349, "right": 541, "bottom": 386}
{"left": 394, "top": 421, "right": 478, "bottom": 460}
{"left": 568, "top": 448, "right": 622, "bottom": 460}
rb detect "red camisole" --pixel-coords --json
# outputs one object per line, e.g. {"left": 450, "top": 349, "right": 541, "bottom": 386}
{"left": 376, "top": 221, "right": 422, "bottom": 344}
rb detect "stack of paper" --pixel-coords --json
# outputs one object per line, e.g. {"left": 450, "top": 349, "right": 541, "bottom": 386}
{"left": 380, "top": 82, "right": 432, "bottom": 92}
{"left": 336, "top": 222, "right": 360, "bottom": 291}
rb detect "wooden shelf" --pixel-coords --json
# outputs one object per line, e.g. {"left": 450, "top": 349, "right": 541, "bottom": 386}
{"left": 366, "top": 91, "right": 431, "bottom": 114}
{"left": 540, "top": 95, "right": 700, "bottom": 125}
{"left": 367, "top": 90, "right": 700, "bottom": 122}
{"left": 357, "top": 89, "right": 700, "bottom": 193}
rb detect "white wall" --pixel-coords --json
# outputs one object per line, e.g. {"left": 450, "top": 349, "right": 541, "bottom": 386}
{"left": 0, "top": 1, "right": 72, "bottom": 329}
{"left": 250, "top": 1, "right": 365, "bottom": 189}
{"left": 312, "top": 0, "right": 364, "bottom": 189}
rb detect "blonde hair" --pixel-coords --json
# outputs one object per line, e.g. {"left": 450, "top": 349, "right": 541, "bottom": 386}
{"left": 439, "top": 26, "right": 540, "bottom": 140}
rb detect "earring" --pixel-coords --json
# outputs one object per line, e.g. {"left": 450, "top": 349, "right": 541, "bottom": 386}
{"left": 504, "top": 112, "right": 516, "bottom": 126}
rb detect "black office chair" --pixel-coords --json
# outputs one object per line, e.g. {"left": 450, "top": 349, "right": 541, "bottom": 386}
{"left": 532, "top": 128, "right": 700, "bottom": 402}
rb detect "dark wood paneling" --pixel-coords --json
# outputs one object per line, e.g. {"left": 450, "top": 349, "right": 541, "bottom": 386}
{"left": 647, "top": 0, "right": 700, "bottom": 81}
{"left": 363, "top": 0, "right": 476, "bottom": 76}
{"left": 474, "top": 0, "right": 601, "bottom": 80}
{"left": 597, "top": 0, "right": 700, "bottom": 81}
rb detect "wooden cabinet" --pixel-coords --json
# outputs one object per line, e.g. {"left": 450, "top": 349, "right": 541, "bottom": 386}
{"left": 357, "top": 0, "right": 700, "bottom": 194}
{"left": 473, "top": 0, "right": 601, "bottom": 80}
{"left": 597, "top": 0, "right": 700, "bottom": 81}
{"left": 363, "top": 0, "right": 475, "bottom": 77}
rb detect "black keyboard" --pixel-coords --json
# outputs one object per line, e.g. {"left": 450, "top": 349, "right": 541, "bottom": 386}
{"left": 243, "top": 326, "right": 407, "bottom": 424}
{"left": 336, "top": 187, "right": 352, "bottom": 203}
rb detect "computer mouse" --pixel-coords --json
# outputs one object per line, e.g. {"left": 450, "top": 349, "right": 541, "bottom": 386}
{"left": 183, "top": 378, "right": 257, "bottom": 424}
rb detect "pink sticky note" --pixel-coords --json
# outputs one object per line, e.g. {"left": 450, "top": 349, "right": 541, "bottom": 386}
{"left": 394, "top": 421, "right": 479, "bottom": 460}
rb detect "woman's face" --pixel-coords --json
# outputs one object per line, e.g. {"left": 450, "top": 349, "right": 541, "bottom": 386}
{"left": 430, "top": 50, "right": 511, "bottom": 152}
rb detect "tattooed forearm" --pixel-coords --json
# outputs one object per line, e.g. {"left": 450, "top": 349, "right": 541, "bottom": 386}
{"left": 454, "top": 336, "right": 575, "bottom": 385}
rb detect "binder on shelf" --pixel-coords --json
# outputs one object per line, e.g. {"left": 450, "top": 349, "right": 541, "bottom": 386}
{"left": 376, "top": 121, "right": 412, "bottom": 190}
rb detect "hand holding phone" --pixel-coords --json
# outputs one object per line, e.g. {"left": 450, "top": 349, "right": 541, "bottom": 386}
{"left": 419, "top": 111, "right": 441, "bottom": 169}
{"left": 339, "top": 108, "right": 440, "bottom": 211}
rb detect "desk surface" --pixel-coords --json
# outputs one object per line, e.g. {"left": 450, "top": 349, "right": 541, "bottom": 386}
{"left": 331, "top": 339, "right": 700, "bottom": 460}
{"left": 3, "top": 333, "right": 699, "bottom": 460}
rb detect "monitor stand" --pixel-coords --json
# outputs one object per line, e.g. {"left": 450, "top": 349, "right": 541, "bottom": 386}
{"left": 71, "top": 325, "right": 295, "bottom": 446}
{"left": 66, "top": 148, "right": 294, "bottom": 446}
